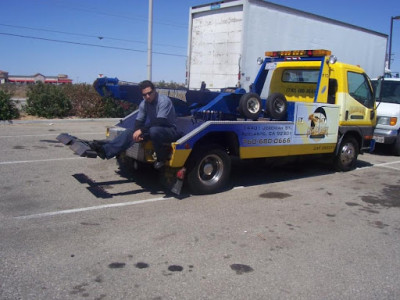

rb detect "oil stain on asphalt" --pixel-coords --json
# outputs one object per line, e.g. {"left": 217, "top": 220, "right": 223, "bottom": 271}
{"left": 230, "top": 264, "right": 254, "bottom": 275}
{"left": 361, "top": 184, "right": 400, "bottom": 207}
{"left": 260, "top": 192, "right": 292, "bottom": 199}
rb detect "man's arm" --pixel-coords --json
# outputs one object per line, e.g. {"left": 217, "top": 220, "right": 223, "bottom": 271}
{"left": 133, "top": 101, "right": 147, "bottom": 141}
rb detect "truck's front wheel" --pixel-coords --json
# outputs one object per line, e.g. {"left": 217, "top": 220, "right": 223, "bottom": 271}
{"left": 186, "top": 145, "right": 231, "bottom": 194}
{"left": 334, "top": 136, "right": 359, "bottom": 171}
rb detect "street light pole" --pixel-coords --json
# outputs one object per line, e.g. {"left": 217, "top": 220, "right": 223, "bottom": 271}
{"left": 388, "top": 15, "right": 400, "bottom": 70}
{"left": 147, "top": 0, "right": 153, "bottom": 81}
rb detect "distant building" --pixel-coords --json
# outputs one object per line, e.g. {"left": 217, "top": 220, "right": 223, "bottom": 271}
{"left": 0, "top": 71, "right": 72, "bottom": 84}
{"left": 0, "top": 70, "right": 8, "bottom": 84}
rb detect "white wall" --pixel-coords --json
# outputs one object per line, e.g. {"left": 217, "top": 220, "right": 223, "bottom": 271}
{"left": 189, "top": 4, "right": 243, "bottom": 90}
{"left": 188, "top": 0, "right": 387, "bottom": 92}
{"left": 240, "top": 0, "right": 387, "bottom": 92}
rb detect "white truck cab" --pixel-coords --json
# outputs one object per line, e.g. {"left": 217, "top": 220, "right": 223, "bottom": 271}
{"left": 372, "top": 77, "right": 400, "bottom": 155}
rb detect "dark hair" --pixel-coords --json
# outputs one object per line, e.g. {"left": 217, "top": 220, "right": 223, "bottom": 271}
{"left": 139, "top": 80, "right": 155, "bottom": 91}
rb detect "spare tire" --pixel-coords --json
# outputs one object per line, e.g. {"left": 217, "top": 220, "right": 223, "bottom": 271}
{"left": 239, "top": 93, "right": 262, "bottom": 120}
{"left": 266, "top": 93, "right": 288, "bottom": 120}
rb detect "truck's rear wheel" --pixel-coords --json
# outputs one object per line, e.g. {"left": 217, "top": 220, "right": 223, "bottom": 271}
{"left": 266, "top": 93, "right": 287, "bottom": 120}
{"left": 186, "top": 145, "right": 231, "bottom": 194}
{"left": 334, "top": 137, "right": 359, "bottom": 171}
{"left": 239, "top": 93, "right": 262, "bottom": 120}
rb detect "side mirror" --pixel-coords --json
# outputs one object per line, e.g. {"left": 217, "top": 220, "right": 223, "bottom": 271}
{"left": 370, "top": 110, "right": 375, "bottom": 120}
{"left": 374, "top": 76, "right": 384, "bottom": 102}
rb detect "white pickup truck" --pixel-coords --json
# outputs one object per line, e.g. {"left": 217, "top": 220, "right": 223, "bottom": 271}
{"left": 373, "top": 77, "right": 400, "bottom": 155}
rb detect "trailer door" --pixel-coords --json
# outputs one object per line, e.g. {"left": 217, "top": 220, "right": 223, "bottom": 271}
{"left": 188, "top": 4, "right": 243, "bottom": 91}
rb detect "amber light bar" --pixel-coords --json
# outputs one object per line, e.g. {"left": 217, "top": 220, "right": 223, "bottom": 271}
{"left": 265, "top": 49, "right": 332, "bottom": 57}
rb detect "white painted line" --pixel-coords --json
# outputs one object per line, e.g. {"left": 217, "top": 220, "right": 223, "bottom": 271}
{"left": 15, "top": 196, "right": 173, "bottom": 220}
{"left": 376, "top": 165, "right": 400, "bottom": 171}
{"left": 356, "top": 160, "right": 400, "bottom": 171}
{"left": 0, "top": 132, "right": 105, "bottom": 138}
{"left": 374, "top": 160, "right": 400, "bottom": 167}
{"left": 233, "top": 186, "right": 245, "bottom": 189}
{"left": 0, "top": 157, "right": 84, "bottom": 165}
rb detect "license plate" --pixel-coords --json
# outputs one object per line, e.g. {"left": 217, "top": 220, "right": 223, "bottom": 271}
{"left": 373, "top": 135, "right": 384, "bottom": 143}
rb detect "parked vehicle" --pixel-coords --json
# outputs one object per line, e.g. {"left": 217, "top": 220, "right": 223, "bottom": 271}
{"left": 187, "top": 0, "right": 387, "bottom": 92}
{"left": 372, "top": 78, "right": 400, "bottom": 155}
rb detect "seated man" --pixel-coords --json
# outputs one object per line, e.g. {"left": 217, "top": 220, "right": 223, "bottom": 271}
{"left": 89, "top": 80, "right": 181, "bottom": 169}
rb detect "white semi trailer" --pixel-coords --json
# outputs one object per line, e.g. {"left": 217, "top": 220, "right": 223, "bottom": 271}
{"left": 186, "top": 0, "right": 388, "bottom": 92}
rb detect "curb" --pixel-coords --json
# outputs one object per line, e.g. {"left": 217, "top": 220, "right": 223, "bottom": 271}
{"left": 0, "top": 118, "right": 121, "bottom": 125}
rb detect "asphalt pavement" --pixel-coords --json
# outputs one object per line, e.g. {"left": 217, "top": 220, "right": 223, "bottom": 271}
{"left": 1, "top": 120, "right": 400, "bottom": 300}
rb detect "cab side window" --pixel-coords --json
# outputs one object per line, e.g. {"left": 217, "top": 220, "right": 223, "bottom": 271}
{"left": 347, "top": 72, "right": 374, "bottom": 108}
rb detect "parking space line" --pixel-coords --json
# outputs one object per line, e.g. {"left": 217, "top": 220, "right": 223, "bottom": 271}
{"left": 356, "top": 160, "right": 400, "bottom": 171}
{"left": 15, "top": 196, "right": 172, "bottom": 220}
{"left": 374, "top": 160, "right": 400, "bottom": 167}
{"left": 0, "top": 132, "right": 104, "bottom": 138}
{"left": 379, "top": 165, "right": 400, "bottom": 171}
{"left": 0, "top": 157, "right": 84, "bottom": 165}
{"left": 374, "top": 160, "right": 400, "bottom": 170}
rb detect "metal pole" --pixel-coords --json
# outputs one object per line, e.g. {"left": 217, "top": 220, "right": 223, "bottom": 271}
{"left": 389, "top": 17, "right": 394, "bottom": 70}
{"left": 388, "top": 16, "right": 400, "bottom": 70}
{"left": 147, "top": 0, "right": 153, "bottom": 81}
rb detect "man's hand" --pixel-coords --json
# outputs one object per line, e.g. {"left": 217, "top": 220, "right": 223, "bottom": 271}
{"left": 133, "top": 129, "right": 143, "bottom": 142}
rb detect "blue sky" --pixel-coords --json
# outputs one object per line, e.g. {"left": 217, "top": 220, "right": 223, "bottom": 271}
{"left": 1, "top": 0, "right": 399, "bottom": 84}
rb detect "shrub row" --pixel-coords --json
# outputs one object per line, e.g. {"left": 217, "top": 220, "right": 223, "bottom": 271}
{"left": 0, "top": 90, "right": 20, "bottom": 121}
{"left": 0, "top": 82, "right": 137, "bottom": 120}
{"left": 1, "top": 80, "right": 184, "bottom": 120}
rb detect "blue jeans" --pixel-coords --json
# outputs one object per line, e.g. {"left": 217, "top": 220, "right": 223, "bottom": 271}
{"left": 102, "top": 127, "right": 181, "bottom": 161}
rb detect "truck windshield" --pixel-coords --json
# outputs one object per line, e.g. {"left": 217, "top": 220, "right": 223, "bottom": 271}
{"left": 372, "top": 80, "right": 400, "bottom": 104}
{"left": 348, "top": 72, "right": 374, "bottom": 108}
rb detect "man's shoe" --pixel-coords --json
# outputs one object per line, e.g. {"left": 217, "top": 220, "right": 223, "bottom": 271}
{"left": 88, "top": 141, "right": 106, "bottom": 159}
{"left": 154, "top": 161, "right": 165, "bottom": 170}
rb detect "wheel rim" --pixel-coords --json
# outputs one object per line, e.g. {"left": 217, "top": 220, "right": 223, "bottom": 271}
{"left": 273, "top": 98, "right": 285, "bottom": 113}
{"left": 247, "top": 98, "right": 260, "bottom": 114}
{"left": 339, "top": 142, "right": 356, "bottom": 166}
{"left": 197, "top": 154, "right": 224, "bottom": 186}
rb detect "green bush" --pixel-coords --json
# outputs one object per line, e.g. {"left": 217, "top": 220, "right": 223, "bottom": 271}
{"left": 101, "top": 97, "right": 136, "bottom": 118}
{"left": 26, "top": 82, "right": 72, "bottom": 118}
{"left": 4, "top": 81, "right": 139, "bottom": 119}
{"left": 0, "top": 90, "right": 20, "bottom": 121}
{"left": 62, "top": 83, "right": 136, "bottom": 118}
{"left": 62, "top": 84, "right": 104, "bottom": 118}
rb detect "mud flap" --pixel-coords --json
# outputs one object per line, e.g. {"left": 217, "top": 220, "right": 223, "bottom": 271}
{"left": 160, "top": 167, "right": 185, "bottom": 195}
{"left": 171, "top": 179, "right": 183, "bottom": 195}
{"left": 56, "top": 133, "right": 98, "bottom": 158}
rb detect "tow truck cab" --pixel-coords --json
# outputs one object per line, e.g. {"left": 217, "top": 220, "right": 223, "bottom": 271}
{"left": 251, "top": 50, "right": 376, "bottom": 150}
{"left": 257, "top": 50, "right": 375, "bottom": 118}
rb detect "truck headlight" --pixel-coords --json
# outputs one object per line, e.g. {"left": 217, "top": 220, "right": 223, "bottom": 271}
{"left": 377, "top": 116, "right": 397, "bottom": 126}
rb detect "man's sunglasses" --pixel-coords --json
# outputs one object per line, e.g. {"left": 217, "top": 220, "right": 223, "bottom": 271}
{"left": 142, "top": 90, "right": 154, "bottom": 97}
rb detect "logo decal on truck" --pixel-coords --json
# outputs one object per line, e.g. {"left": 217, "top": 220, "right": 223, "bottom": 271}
{"left": 308, "top": 107, "right": 328, "bottom": 139}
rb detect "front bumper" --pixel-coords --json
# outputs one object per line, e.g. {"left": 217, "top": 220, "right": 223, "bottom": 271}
{"left": 373, "top": 128, "right": 398, "bottom": 144}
